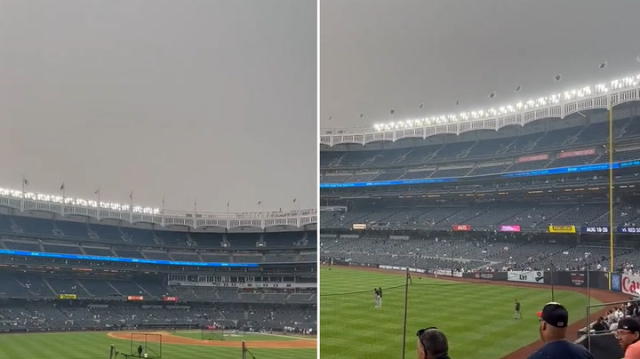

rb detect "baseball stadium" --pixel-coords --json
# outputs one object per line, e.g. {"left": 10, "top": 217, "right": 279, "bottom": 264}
{"left": 0, "top": 190, "right": 317, "bottom": 359}
{"left": 320, "top": 74, "right": 640, "bottom": 359}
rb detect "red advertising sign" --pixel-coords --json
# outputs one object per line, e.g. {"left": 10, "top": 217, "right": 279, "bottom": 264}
{"left": 570, "top": 272, "right": 585, "bottom": 286}
{"left": 557, "top": 148, "right": 596, "bottom": 159}
{"left": 452, "top": 224, "right": 472, "bottom": 231}
{"left": 499, "top": 225, "right": 521, "bottom": 232}
{"left": 127, "top": 296, "right": 144, "bottom": 301}
{"left": 517, "top": 154, "right": 549, "bottom": 163}
{"left": 162, "top": 296, "right": 178, "bottom": 302}
{"left": 621, "top": 274, "right": 640, "bottom": 296}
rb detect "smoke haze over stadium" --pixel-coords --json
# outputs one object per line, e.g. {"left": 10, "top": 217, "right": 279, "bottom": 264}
{"left": 0, "top": 0, "right": 316, "bottom": 212}
{"left": 321, "top": 0, "right": 640, "bottom": 130}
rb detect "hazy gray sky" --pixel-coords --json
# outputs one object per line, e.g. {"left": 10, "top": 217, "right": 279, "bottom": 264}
{"left": 321, "top": 0, "right": 640, "bottom": 131}
{"left": 0, "top": 0, "right": 316, "bottom": 212}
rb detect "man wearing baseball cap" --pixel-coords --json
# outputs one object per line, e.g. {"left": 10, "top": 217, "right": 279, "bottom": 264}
{"left": 528, "top": 302, "right": 594, "bottom": 359}
{"left": 616, "top": 317, "right": 640, "bottom": 358}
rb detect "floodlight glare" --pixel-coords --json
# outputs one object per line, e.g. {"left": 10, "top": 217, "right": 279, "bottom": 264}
{"left": 369, "top": 73, "right": 640, "bottom": 132}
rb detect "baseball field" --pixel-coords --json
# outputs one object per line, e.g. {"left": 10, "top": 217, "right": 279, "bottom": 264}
{"left": 0, "top": 330, "right": 316, "bottom": 359}
{"left": 320, "top": 266, "right": 600, "bottom": 359}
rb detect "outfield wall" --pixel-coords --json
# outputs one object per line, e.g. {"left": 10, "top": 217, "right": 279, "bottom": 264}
{"left": 463, "top": 270, "right": 611, "bottom": 290}
{"left": 327, "top": 258, "right": 629, "bottom": 293}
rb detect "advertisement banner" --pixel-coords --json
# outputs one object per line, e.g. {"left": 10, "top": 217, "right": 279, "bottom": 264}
{"left": 517, "top": 153, "right": 549, "bottom": 163}
{"left": 127, "top": 295, "right": 144, "bottom": 301}
{"left": 570, "top": 272, "right": 586, "bottom": 287}
{"left": 548, "top": 225, "right": 576, "bottom": 234}
{"left": 611, "top": 273, "right": 621, "bottom": 292}
{"left": 57, "top": 294, "right": 77, "bottom": 300}
{"left": 499, "top": 225, "right": 521, "bottom": 232}
{"left": 352, "top": 224, "right": 367, "bottom": 230}
{"left": 434, "top": 269, "right": 454, "bottom": 277}
{"left": 463, "top": 272, "right": 508, "bottom": 281}
{"left": 452, "top": 224, "right": 472, "bottom": 231}
{"left": 618, "top": 227, "right": 640, "bottom": 234}
{"left": 508, "top": 271, "right": 544, "bottom": 283}
{"left": 162, "top": 296, "right": 178, "bottom": 302}
{"left": 557, "top": 148, "right": 596, "bottom": 158}
{"left": 582, "top": 226, "right": 609, "bottom": 234}
{"left": 621, "top": 273, "right": 640, "bottom": 296}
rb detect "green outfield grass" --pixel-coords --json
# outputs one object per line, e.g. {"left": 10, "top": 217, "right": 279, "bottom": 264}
{"left": 173, "top": 330, "right": 299, "bottom": 341}
{"left": 320, "top": 266, "right": 598, "bottom": 359}
{"left": 0, "top": 331, "right": 315, "bottom": 359}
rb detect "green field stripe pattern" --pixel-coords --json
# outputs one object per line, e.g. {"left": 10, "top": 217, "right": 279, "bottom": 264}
{"left": 0, "top": 331, "right": 315, "bottom": 359}
{"left": 320, "top": 267, "right": 598, "bottom": 359}
{"left": 172, "top": 330, "right": 299, "bottom": 341}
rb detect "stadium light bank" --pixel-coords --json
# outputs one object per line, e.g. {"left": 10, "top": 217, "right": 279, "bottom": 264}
{"left": 321, "top": 73, "right": 640, "bottom": 147}
{"left": 0, "top": 187, "right": 159, "bottom": 215}
{"left": 0, "top": 186, "right": 316, "bottom": 230}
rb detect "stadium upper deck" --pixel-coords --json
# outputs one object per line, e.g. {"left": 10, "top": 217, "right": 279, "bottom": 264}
{"left": 0, "top": 187, "right": 316, "bottom": 231}
{"left": 321, "top": 73, "right": 640, "bottom": 147}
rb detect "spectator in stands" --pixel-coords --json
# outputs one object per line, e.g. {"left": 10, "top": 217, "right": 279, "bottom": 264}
{"left": 416, "top": 327, "right": 450, "bottom": 359}
{"left": 528, "top": 302, "right": 593, "bottom": 359}
{"left": 592, "top": 317, "right": 608, "bottom": 332}
{"left": 615, "top": 317, "right": 640, "bottom": 359}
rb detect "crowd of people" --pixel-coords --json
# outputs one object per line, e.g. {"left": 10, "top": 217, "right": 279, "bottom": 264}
{"left": 417, "top": 302, "right": 640, "bottom": 359}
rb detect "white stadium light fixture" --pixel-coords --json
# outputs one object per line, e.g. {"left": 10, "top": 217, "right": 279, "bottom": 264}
{"left": 367, "top": 72, "right": 640, "bottom": 132}
{"left": 0, "top": 186, "right": 163, "bottom": 216}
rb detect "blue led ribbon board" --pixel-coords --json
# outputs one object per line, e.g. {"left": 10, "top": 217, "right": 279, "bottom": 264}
{"left": 0, "top": 249, "right": 259, "bottom": 267}
{"left": 320, "top": 160, "right": 640, "bottom": 188}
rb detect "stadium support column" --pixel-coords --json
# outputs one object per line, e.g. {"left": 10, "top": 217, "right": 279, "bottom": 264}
{"left": 550, "top": 261, "right": 555, "bottom": 302}
{"left": 401, "top": 267, "right": 410, "bottom": 359}
{"left": 608, "top": 105, "right": 615, "bottom": 289}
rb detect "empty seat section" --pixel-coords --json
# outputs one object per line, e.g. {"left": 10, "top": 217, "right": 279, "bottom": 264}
{"left": 226, "top": 234, "right": 260, "bottom": 248}
{"left": 190, "top": 232, "right": 224, "bottom": 248}
{"left": 169, "top": 252, "right": 200, "bottom": 261}
{"left": 431, "top": 167, "right": 472, "bottom": 178}
{"left": 109, "top": 281, "right": 144, "bottom": 296}
{"left": 121, "top": 227, "right": 156, "bottom": 246}
{"left": 142, "top": 251, "right": 171, "bottom": 260}
{"left": 12, "top": 217, "right": 54, "bottom": 237}
{"left": 0, "top": 273, "right": 31, "bottom": 297}
{"left": 155, "top": 231, "right": 188, "bottom": 247}
{"left": 83, "top": 247, "right": 113, "bottom": 256}
{"left": 79, "top": 279, "right": 118, "bottom": 297}
{"left": 42, "top": 243, "right": 82, "bottom": 254}
{"left": 112, "top": 248, "right": 142, "bottom": 258}
{"left": 3, "top": 240, "right": 40, "bottom": 251}
{"left": 200, "top": 253, "right": 231, "bottom": 262}
{"left": 54, "top": 220, "right": 89, "bottom": 238}
{"left": 46, "top": 278, "right": 88, "bottom": 296}
{"left": 88, "top": 223, "right": 124, "bottom": 243}
{"left": 263, "top": 232, "right": 300, "bottom": 247}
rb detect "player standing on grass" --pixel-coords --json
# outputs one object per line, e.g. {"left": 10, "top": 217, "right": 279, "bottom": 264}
{"left": 514, "top": 299, "right": 521, "bottom": 319}
{"left": 378, "top": 287, "right": 383, "bottom": 309}
{"left": 374, "top": 288, "right": 380, "bottom": 309}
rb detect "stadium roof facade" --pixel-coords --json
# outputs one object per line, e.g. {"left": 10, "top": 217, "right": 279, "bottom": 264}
{"left": 321, "top": 73, "right": 640, "bottom": 147}
{"left": 0, "top": 186, "right": 316, "bottom": 230}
